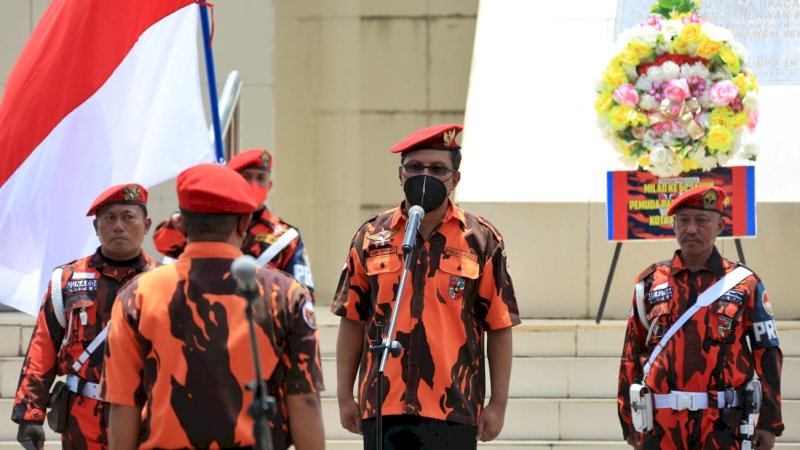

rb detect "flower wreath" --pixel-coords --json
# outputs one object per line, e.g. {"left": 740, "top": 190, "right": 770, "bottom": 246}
{"left": 596, "top": 0, "right": 759, "bottom": 177}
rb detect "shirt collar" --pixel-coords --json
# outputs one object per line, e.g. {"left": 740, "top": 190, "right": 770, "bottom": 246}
{"left": 670, "top": 246, "right": 726, "bottom": 277}
{"left": 88, "top": 247, "right": 151, "bottom": 279}
{"left": 181, "top": 241, "right": 243, "bottom": 260}
{"left": 389, "top": 198, "right": 465, "bottom": 229}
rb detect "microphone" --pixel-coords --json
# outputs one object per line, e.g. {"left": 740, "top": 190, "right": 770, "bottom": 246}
{"left": 402, "top": 205, "right": 425, "bottom": 254}
{"left": 232, "top": 255, "right": 259, "bottom": 302}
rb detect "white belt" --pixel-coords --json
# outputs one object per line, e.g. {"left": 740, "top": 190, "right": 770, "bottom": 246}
{"left": 65, "top": 374, "right": 103, "bottom": 401}
{"left": 654, "top": 390, "right": 741, "bottom": 411}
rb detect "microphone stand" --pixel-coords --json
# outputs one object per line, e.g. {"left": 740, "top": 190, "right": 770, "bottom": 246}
{"left": 369, "top": 238, "right": 418, "bottom": 450}
{"left": 239, "top": 283, "right": 276, "bottom": 450}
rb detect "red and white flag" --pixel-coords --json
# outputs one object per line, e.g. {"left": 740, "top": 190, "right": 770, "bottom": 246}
{"left": 0, "top": 0, "right": 214, "bottom": 314}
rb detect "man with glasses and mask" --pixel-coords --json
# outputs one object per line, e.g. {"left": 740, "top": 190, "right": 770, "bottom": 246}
{"left": 331, "top": 123, "right": 520, "bottom": 450}
{"left": 152, "top": 149, "right": 314, "bottom": 290}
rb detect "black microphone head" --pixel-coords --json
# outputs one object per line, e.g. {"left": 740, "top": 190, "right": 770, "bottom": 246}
{"left": 231, "top": 255, "right": 258, "bottom": 284}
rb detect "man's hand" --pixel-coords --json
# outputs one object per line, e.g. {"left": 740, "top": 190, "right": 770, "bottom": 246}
{"left": 338, "top": 396, "right": 362, "bottom": 435}
{"left": 476, "top": 400, "right": 505, "bottom": 442}
{"left": 16, "top": 421, "right": 45, "bottom": 450}
{"left": 626, "top": 432, "right": 643, "bottom": 449}
{"left": 755, "top": 429, "right": 776, "bottom": 450}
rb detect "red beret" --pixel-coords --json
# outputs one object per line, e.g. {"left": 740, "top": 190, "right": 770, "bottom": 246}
{"left": 390, "top": 123, "right": 464, "bottom": 153}
{"left": 86, "top": 183, "right": 148, "bottom": 216}
{"left": 227, "top": 148, "right": 272, "bottom": 172}
{"left": 667, "top": 185, "right": 727, "bottom": 216}
{"left": 177, "top": 164, "right": 258, "bottom": 214}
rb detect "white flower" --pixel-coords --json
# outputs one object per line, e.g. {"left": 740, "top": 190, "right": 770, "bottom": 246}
{"left": 731, "top": 129, "right": 744, "bottom": 154}
{"left": 697, "top": 112, "right": 711, "bottom": 129}
{"left": 639, "top": 94, "right": 660, "bottom": 111}
{"left": 650, "top": 144, "right": 682, "bottom": 177}
{"left": 743, "top": 92, "right": 759, "bottom": 110}
{"left": 731, "top": 41, "right": 748, "bottom": 61}
{"left": 703, "top": 23, "right": 733, "bottom": 42}
{"left": 717, "top": 150, "right": 733, "bottom": 165}
{"left": 661, "top": 20, "right": 682, "bottom": 40}
{"left": 619, "top": 154, "right": 639, "bottom": 167}
{"left": 661, "top": 61, "right": 680, "bottom": 80}
{"left": 741, "top": 143, "right": 760, "bottom": 160}
{"left": 701, "top": 155, "right": 718, "bottom": 171}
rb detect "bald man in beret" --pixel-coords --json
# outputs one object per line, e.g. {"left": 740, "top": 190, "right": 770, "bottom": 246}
{"left": 618, "top": 185, "right": 783, "bottom": 450}
{"left": 152, "top": 148, "right": 315, "bottom": 291}
{"left": 103, "top": 164, "right": 324, "bottom": 450}
{"left": 13, "top": 184, "right": 159, "bottom": 450}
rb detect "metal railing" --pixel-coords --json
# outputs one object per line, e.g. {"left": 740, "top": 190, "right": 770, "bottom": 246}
{"left": 209, "top": 70, "right": 243, "bottom": 161}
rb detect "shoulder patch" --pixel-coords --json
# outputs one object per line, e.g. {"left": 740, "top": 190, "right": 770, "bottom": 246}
{"left": 301, "top": 300, "right": 318, "bottom": 330}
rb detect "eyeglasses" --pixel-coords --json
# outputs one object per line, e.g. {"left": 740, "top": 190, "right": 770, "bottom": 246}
{"left": 401, "top": 162, "right": 456, "bottom": 179}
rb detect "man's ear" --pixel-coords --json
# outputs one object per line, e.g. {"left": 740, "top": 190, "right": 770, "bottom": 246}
{"left": 237, "top": 213, "right": 251, "bottom": 236}
{"left": 93, "top": 218, "right": 99, "bottom": 235}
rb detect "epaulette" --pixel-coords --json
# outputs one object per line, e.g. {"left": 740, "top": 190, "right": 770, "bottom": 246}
{"left": 471, "top": 213, "right": 504, "bottom": 244}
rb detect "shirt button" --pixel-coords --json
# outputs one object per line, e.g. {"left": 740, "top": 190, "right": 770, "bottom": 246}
{"left": 457, "top": 265, "right": 462, "bottom": 271}
{"left": 380, "top": 262, "right": 385, "bottom": 268}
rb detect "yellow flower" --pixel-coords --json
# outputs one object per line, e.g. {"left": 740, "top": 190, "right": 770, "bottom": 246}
{"left": 672, "top": 38, "right": 690, "bottom": 55}
{"left": 628, "top": 41, "right": 653, "bottom": 60}
{"left": 732, "top": 73, "right": 750, "bottom": 94}
{"left": 618, "top": 49, "right": 640, "bottom": 67}
{"left": 710, "top": 107, "right": 734, "bottom": 128}
{"left": 679, "top": 23, "right": 704, "bottom": 44}
{"left": 632, "top": 112, "right": 649, "bottom": 127}
{"left": 733, "top": 112, "right": 748, "bottom": 127}
{"left": 719, "top": 46, "right": 741, "bottom": 73}
{"left": 638, "top": 155, "right": 650, "bottom": 167}
{"left": 603, "top": 61, "right": 627, "bottom": 88}
{"left": 595, "top": 91, "right": 614, "bottom": 115}
{"left": 682, "top": 156, "right": 701, "bottom": 172}
{"left": 706, "top": 126, "right": 735, "bottom": 152}
{"left": 607, "top": 105, "right": 635, "bottom": 130}
{"left": 696, "top": 38, "right": 723, "bottom": 59}
{"left": 749, "top": 73, "right": 759, "bottom": 92}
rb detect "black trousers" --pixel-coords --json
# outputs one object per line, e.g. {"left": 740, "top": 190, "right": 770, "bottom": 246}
{"left": 362, "top": 415, "right": 478, "bottom": 450}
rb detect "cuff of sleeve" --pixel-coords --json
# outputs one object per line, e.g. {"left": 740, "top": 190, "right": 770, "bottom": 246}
{"left": 22, "top": 409, "right": 46, "bottom": 424}
{"left": 757, "top": 423, "right": 784, "bottom": 437}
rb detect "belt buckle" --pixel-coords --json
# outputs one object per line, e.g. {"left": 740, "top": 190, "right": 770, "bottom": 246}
{"left": 674, "top": 392, "right": 696, "bottom": 411}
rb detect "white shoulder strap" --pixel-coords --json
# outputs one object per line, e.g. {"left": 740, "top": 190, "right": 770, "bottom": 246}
{"left": 51, "top": 268, "right": 66, "bottom": 328}
{"left": 71, "top": 324, "right": 110, "bottom": 372}
{"left": 256, "top": 227, "right": 299, "bottom": 266}
{"left": 642, "top": 266, "right": 753, "bottom": 380}
{"left": 635, "top": 281, "right": 650, "bottom": 330}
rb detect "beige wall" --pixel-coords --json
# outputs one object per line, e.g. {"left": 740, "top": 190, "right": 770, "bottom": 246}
{"left": 3, "top": 0, "right": 797, "bottom": 320}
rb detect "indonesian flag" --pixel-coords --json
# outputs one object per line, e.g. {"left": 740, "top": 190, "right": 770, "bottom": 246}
{"left": 0, "top": 0, "right": 214, "bottom": 314}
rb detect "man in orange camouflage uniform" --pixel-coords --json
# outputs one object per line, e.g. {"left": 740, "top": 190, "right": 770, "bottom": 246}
{"left": 618, "top": 185, "right": 783, "bottom": 450}
{"left": 332, "top": 124, "right": 520, "bottom": 450}
{"left": 12, "top": 183, "right": 158, "bottom": 450}
{"left": 152, "top": 148, "right": 314, "bottom": 290}
{"left": 103, "top": 163, "right": 324, "bottom": 450}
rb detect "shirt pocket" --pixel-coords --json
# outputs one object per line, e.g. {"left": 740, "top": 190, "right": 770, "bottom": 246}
{"left": 646, "top": 301, "right": 671, "bottom": 347}
{"left": 437, "top": 256, "right": 480, "bottom": 303}
{"left": 365, "top": 253, "right": 402, "bottom": 304}
{"left": 707, "top": 300, "right": 743, "bottom": 343}
{"left": 64, "top": 298, "right": 98, "bottom": 345}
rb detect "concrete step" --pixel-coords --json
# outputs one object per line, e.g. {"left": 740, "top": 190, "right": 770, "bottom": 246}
{"left": 0, "top": 398, "right": 795, "bottom": 444}
{"left": 319, "top": 356, "right": 800, "bottom": 400}
{"left": 317, "top": 398, "right": 800, "bottom": 443}
{"left": 318, "top": 310, "right": 800, "bottom": 358}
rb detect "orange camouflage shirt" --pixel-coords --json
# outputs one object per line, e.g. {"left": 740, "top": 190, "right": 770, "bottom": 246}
{"left": 12, "top": 249, "right": 157, "bottom": 425}
{"left": 618, "top": 248, "right": 783, "bottom": 448}
{"left": 153, "top": 208, "right": 314, "bottom": 290}
{"left": 331, "top": 200, "right": 520, "bottom": 426}
{"left": 102, "top": 242, "right": 323, "bottom": 450}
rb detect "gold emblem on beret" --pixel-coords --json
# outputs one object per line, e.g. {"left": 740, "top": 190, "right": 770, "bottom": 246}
{"left": 261, "top": 151, "right": 271, "bottom": 168}
{"left": 123, "top": 185, "right": 141, "bottom": 201}
{"left": 702, "top": 189, "right": 718, "bottom": 209}
{"left": 443, "top": 129, "right": 456, "bottom": 147}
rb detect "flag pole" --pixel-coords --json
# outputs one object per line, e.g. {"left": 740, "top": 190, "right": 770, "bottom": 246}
{"left": 198, "top": 2, "right": 225, "bottom": 163}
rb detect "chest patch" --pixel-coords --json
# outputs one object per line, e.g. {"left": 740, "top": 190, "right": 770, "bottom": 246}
{"left": 369, "top": 247, "right": 396, "bottom": 257}
{"left": 65, "top": 279, "right": 99, "bottom": 295}
{"left": 448, "top": 276, "right": 466, "bottom": 301}
{"left": 367, "top": 228, "right": 397, "bottom": 246}
{"left": 647, "top": 285, "right": 673, "bottom": 304}
{"left": 720, "top": 289, "right": 745, "bottom": 305}
{"left": 444, "top": 247, "right": 478, "bottom": 262}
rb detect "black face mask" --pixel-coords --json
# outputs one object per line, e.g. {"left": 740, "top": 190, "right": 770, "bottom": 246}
{"left": 403, "top": 175, "right": 448, "bottom": 213}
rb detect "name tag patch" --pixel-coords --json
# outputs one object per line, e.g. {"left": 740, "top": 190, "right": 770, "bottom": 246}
{"left": 647, "top": 287, "right": 673, "bottom": 304}
{"left": 65, "top": 279, "right": 98, "bottom": 294}
{"left": 720, "top": 290, "right": 745, "bottom": 305}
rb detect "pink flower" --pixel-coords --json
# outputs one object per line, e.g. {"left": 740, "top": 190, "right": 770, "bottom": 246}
{"left": 645, "top": 15, "right": 662, "bottom": 30}
{"left": 682, "top": 12, "right": 707, "bottom": 24}
{"left": 613, "top": 83, "right": 640, "bottom": 107}
{"left": 709, "top": 80, "right": 739, "bottom": 106}
{"left": 747, "top": 109, "right": 759, "bottom": 131}
{"left": 665, "top": 79, "right": 690, "bottom": 103}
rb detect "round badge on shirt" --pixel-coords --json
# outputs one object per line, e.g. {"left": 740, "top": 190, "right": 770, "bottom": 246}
{"left": 302, "top": 300, "right": 318, "bottom": 330}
